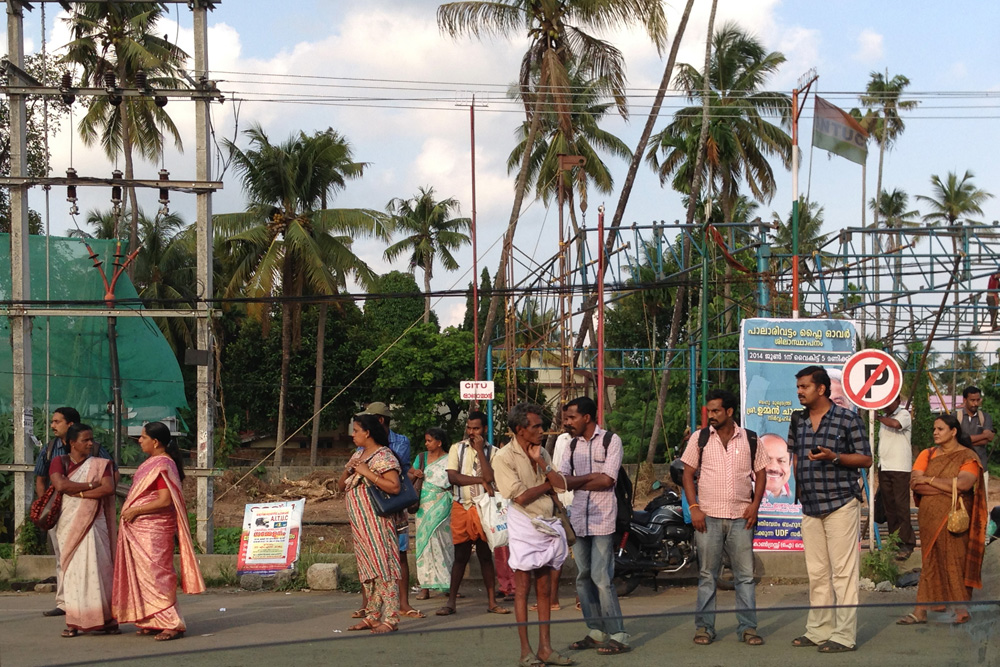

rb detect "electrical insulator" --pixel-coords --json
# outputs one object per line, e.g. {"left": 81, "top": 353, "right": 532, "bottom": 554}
{"left": 66, "top": 167, "right": 79, "bottom": 216}
{"left": 154, "top": 96, "right": 168, "bottom": 108}
{"left": 111, "top": 169, "right": 123, "bottom": 206}
{"left": 60, "top": 71, "right": 75, "bottom": 106}
{"left": 105, "top": 71, "right": 122, "bottom": 106}
{"left": 135, "top": 69, "right": 147, "bottom": 90}
{"left": 158, "top": 168, "right": 170, "bottom": 214}
{"left": 104, "top": 72, "right": 116, "bottom": 89}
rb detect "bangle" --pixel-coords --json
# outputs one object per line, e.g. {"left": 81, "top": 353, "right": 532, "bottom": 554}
{"left": 78, "top": 491, "right": 84, "bottom": 498}
{"left": 930, "top": 477, "right": 935, "bottom": 485}
{"left": 690, "top": 503, "right": 700, "bottom": 509}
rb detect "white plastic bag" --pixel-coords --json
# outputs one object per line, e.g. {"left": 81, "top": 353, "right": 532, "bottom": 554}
{"left": 475, "top": 492, "right": 510, "bottom": 549}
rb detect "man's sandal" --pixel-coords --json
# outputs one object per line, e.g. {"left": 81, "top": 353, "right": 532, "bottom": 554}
{"left": 596, "top": 640, "right": 631, "bottom": 655}
{"left": 693, "top": 628, "right": 713, "bottom": 645}
{"left": 818, "top": 641, "right": 855, "bottom": 653}
{"left": 568, "top": 636, "right": 600, "bottom": 651}
{"left": 742, "top": 629, "right": 764, "bottom": 645}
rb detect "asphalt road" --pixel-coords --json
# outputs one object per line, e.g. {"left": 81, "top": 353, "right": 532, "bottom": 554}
{"left": 1, "top": 579, "right": 997, "bottom": 667}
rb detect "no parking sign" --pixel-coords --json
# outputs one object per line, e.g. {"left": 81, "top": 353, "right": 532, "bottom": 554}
{"left": 842, "top": 349, "right": 902, "bottom": 411}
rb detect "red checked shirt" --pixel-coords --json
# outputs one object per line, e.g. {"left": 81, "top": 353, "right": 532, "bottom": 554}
{"left": 558, "top": 426, "right": 623, "bottom": 537}
{"left": 680, "top": 425, "right": 768, "bottom": 520}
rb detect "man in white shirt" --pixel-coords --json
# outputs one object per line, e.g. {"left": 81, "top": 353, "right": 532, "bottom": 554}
{"left": 875, "top": 396, "right": 915, "bottom": 560}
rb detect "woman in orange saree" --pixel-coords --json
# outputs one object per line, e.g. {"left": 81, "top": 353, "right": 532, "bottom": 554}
{"left": 112, "top": 422, "right": 205, "bottom": 641}
{"left": 49, "top": 423, "right": 117, "bottom": 638}
{"left": 898, "top": 413, "right": 987, "bottom": 626}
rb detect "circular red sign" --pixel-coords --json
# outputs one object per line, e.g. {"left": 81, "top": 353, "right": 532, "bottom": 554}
{"left": 841, "top": 350, "right": 902, "bottom": 410}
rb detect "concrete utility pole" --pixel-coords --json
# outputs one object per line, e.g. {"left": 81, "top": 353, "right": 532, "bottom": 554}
{"left": 7, "top": 0, "right": 34, "bottom": 536}
{"left": 193, "top": 0, "right": 216, "bottom": 553}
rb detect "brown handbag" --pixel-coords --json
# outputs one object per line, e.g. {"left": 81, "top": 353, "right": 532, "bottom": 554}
{"left": 947, "top": 477, "right": 970, "bottom": 535}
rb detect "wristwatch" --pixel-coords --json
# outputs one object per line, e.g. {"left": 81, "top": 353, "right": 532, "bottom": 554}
{"left": 833, "top": 454, "right": 841, "bottom": 466}
{"left": 543, "top": 464, "right": 553, "bottom": 474}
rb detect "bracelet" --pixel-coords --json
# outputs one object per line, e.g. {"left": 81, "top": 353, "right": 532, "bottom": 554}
{"left": 689, "top": 503, "right": 700, "bottom": 509}
{"left": 78, "top": 491, "right": 84, "bottom": 498}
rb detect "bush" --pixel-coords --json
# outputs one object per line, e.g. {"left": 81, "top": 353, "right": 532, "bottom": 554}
{"left": 0, "top": 543, "right": 13, "bottom": 559}
{"left": 214, "top": 527, "right": 242, "bottom": 555}
{"left": 15, "top": 518, "right": 46, "bottom": 555}
{"left": 861, "top": 531, "right": 900, "bottom": 584}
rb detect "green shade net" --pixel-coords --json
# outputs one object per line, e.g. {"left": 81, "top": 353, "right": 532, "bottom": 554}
{"left": 0, "top": 234, "right": 189, "bottom": 429}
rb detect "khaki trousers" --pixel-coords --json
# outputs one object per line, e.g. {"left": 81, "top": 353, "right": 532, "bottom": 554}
{"left": 800, "top": 498, "right": 861, "bottom": 647}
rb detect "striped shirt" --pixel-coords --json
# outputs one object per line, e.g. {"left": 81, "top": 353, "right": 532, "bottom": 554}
{"left": 558, "top": 427, "right": 622, "bottom": 536}
{"left": 680, "top": 425, "right": 767, "bottom": 520}
{"left": 788, "top": 404, "right": 871, "bottom": 517}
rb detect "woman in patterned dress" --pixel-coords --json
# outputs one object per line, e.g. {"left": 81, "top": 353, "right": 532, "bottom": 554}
{"left": 338, "top": 413, "right": 403, "bottom": 633}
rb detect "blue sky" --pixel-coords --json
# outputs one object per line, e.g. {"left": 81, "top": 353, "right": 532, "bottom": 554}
{"left": 14, "top": 1, "right": 1000, "bottom": 327}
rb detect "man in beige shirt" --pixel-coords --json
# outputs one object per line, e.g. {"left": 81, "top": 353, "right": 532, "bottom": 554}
{"left": 493, "top": 402, "right": 570, "bottom": 667}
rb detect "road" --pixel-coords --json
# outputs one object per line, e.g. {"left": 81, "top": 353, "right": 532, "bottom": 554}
{"left": 1, "top": 578, "right": 997, "bottom": 667}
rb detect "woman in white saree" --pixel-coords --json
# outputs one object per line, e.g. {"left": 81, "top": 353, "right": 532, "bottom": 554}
{"left": 48, "top": 423, "right": 117, "bottom": 637}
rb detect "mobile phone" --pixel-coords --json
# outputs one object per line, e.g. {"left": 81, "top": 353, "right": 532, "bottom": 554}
{"left": 810, "top": 447, "right": 822, "bottom": 455}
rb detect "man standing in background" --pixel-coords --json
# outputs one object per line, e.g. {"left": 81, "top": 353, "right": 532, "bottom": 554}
{"left": 875, "top": 395, "right": 916, "bottom": 561}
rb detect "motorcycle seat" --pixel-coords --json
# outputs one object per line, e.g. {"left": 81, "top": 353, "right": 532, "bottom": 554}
{"left": 631, "top": 510, "right": 652, "bottom": 525}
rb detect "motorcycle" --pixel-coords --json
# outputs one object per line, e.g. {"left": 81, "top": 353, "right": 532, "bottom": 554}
{"left": 612, "top": 460, "right": 763, "bottom": 597}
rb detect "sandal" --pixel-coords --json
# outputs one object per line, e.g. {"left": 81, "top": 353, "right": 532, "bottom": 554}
{"left": 953, "top": 612, "right": 971, "bottom": 625}
{"left": 596, "top": 639, "right": 632, "bottom": 655}
{"left": 60, "top": 628, "right": 79, "bottom": 638}
{"left": 693, "top": 628, "right": 713, "bottom": 645}
{"left": 402, "top": 609, "right": 426, "bottom": 618}
{"left": 136, "top": 628, "right": 158, "bottom": 636}
{"left": 100, "top": 624, "right": 121, "bottom": 635}
{"left": 518, "top": 655, "right": 544, "bottom": 667}
{"left": 896, "top": 613, "right": 927, "bottom": 625}
{"left": 370, "top": 622, "right": 398, "bottom": 634}
{"left": 435, "top": 606, "right": 456, "bottom": 616}
{"left": 529, "top": 603, "right": 561, "bottom": 612}
{"left": 154, "top": 630, "right": 184, "bottom": 641}
{"left": 415, "top": 590, "right": 431, "bottom": 600}
{"left": 818, "top": 641, "right": 855, "bottom": 653}
{"left": 348, "top": 620, "right": 375, "bottom": 631}
{"left": 488, "top": 605, "right": 511, "bottom": 614}
{"left": 539, "top": 650, "right": 573, "bottom": 665}
{"left": 791, "top": 635, "right": 819, "bottom": 647}
{"left": 742, "top": 629, "right": 764, "bottom": 645}
{"left": 350, "top": 607, "right": 366, "bottom": 619}
{"left": 568, "top": 636, "right": 600, "bottom": 651}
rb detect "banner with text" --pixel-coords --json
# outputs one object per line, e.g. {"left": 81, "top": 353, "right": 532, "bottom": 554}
{"left": 813, "top": 96, "right": 869, "bottom": 165}
{"left": 740, "top": 318, "right": 857, "bottom": 551}
{"left": 236, "top": 499, "right": 305, "bottom": 575}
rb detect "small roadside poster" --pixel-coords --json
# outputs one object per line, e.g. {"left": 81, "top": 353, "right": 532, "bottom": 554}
{"left": 236, "top": 499, "right": 305, "bottom": 575}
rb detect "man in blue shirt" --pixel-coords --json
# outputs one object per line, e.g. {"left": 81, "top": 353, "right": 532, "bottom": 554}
{"left": 357, "top": 402, "right": 423, "bottom": 618}
{"left": 33, "top": 407, "right": 117, "bottom": 618}
{"left": 787, "top": 366, "right": 872, "bottom": 654}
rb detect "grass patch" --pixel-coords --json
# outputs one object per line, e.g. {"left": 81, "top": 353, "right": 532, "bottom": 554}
{"left": 277, "top": 549, "right": 321, "bottom": 591}
{"left": 339, "top": 575, "right": 362, "bottom": 594}
{"left": 861, "top": 531, "right": 901, "bottom": 585}
{"left": 204, "top": 562, "right": 240, "bottom": 588}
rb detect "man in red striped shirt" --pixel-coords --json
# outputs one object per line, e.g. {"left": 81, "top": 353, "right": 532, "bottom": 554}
{"left": 681, "top": 389, "right": 768, "bottom": 647}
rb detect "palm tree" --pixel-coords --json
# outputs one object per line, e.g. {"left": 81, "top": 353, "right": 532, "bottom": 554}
{"left": 647, "top": 21, "right": 792, "bottom": 225}
{"left": 916, "top": 170, "right": 994, "bottom": 227}
{"left": 772, "top": 196, "right": 829, "bottom": 306}
{"left": 61, "top": 3, "right": 189, "bottom": 264}
{"left": 869, "top": 188, "right": 920, "bottom": 343}
{"left": 384, "top": 187, "right": 471, "bottom": 324}
{"left": 217, "top": 124, "right": 388, "bottom": 466}
{"left": 437, "top": 0, "right": 669, "bottom": 377}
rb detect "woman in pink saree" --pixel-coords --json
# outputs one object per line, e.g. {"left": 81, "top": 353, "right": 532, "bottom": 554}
{"left": 49, "top": 423, "right": 118, "bottom": 638}
{"left": 112, "top": 421, "right": 205, "bottom": 641}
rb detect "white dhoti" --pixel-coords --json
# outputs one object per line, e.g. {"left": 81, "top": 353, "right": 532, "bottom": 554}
{"left": 506, "top": 506, "right": 568, "bottom": 572}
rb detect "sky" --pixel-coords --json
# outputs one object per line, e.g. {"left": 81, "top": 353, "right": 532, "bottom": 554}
{"left": 10, "top": 0, "right": 1000, "bottom": 331}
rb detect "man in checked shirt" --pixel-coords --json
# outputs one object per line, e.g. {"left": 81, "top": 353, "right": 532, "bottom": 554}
{"left": 788, "top": 366, "right": 872, "bottom": 654}
{"left": 681, "top": 389, "right": 768, "bottom": 647}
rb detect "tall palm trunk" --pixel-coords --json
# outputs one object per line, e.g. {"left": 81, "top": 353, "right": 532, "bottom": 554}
{"left": 115, "top": 52, "right": 140, "bottom": 278}
{"left": 571, "top": 0, "right": 697, "bottom": 361}
{"left": 274, "top": 260, "right": 295, "bottom": 467}
{"left": 423, "top": 254, "right": 433, "bottom": 324}
{"left": 477, "top": 87, "right": 546, "bottom": 376}
{"left": 309, "top": 303, "right": 327, "bottom": 467}
{"left": 872, "top": 114, "right": 886, "bottom": 340}
{"left": 645, "top": 0, "right": 718, "bottom": 466}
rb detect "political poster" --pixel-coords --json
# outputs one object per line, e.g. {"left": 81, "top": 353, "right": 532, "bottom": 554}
{"left": 740, "top": 318, "right": 858, "bottom": 551}
{"left": 236, "top": 499, "right": 305, "bottom": 575}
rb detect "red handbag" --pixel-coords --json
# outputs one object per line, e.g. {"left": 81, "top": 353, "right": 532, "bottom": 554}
{"left": 30, "top": 485, "right": 63, "bottom": 531}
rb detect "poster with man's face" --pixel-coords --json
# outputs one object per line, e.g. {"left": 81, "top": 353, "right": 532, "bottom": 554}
{"left": 740, "top": 318, "right": 857, "bottom": 551}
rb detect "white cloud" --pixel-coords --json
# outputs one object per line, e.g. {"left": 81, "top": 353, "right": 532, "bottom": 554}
{"left": 853, "top": 29, "right": 884, "bottom": 62}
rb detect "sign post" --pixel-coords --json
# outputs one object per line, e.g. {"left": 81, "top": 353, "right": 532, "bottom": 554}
{"left": 460, "top": 380, "right": 495, "bottom": 401}
{"left": 842, "top": 350, "right": 903, "bottom": 552}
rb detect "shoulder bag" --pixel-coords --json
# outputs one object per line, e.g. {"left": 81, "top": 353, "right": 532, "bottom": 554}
{"left": 947, "top": 476, "right": 970, "bottom": 535}
{"left": 30, "top": 455, "right": 69, "bottom": 530}
{"left": 366, "top": 451, "right": 419, "bottom": 518}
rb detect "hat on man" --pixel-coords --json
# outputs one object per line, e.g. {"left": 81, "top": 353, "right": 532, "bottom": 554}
{"left": 359, "top": 401, "right": 392, "bottom": 418}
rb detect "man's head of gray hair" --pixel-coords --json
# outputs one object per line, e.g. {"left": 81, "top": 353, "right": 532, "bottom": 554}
{"left": 507, "top": 402, "right": 544, "bottom": 432}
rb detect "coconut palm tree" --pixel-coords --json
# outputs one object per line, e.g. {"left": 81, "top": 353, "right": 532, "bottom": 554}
{"left": 61, "top": 3, "right": 189, "bottom": 264}
{"left": 384, "top": 187, "right": 471, "bottom": 324}
{"left": 869, "top": 188, "right": 920, "bottom": 344}
{"left": 647, "top": 21, "right": 792, "bottom": 225}
{"left": 217, "top": 124, "right": 389, "bottom": 466}
{"left": 437, "top": 0, "right": 669, "bottom": 377}
{"left": 916, "top": 170, "right": 994, "bottom": 227}
{"left": 772, "top": 196, "right": 829, "bottom": 299}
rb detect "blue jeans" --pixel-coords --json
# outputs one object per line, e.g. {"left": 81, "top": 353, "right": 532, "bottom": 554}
{"left": 693, "top": 517, "right": 757, "bottom": 639}
{"left": 573, "top": 534, "right": 628, "bottom": 644}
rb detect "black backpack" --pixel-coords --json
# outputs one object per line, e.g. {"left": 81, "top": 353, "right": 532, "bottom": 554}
{"left": 569, "top": 431, "right": 633, "bottom": 530}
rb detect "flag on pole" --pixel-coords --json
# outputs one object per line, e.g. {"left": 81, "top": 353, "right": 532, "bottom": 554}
{"left": 812, "top": 96, "right": 869, "bottom": 165}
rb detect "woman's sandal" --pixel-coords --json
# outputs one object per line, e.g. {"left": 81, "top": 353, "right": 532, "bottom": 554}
{"left": 348, "top": 619, "right": 376, "bottom": 631}
{"left": 401, "top": 608, "right": 426, "bottom": 618}
{"left": 897, "top": 613, "right": 927, "bottom": 625}
{"left": 350, "top": 607, "right": 366, "bottom": 619}
{"left": 370, "top": 622, "right": 397, "bottom": 634}
{"left": 953, "top": 612, "right": 971, "bottom": 625}
{"left": 154, "top": 630, "right": 184, "bottom": 642}
{"left": 60, "top": 628, "right": 79, "bottom": 638}
{"left": 415, "top": 590, "right": 431, "bottom": 601}
{"left": 136, "top": 628, "right": 158, "bottom": 636}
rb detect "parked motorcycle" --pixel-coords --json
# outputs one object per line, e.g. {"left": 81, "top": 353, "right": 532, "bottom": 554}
{"left": 612, "top": 461, "right": 763, "bottom": 596}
